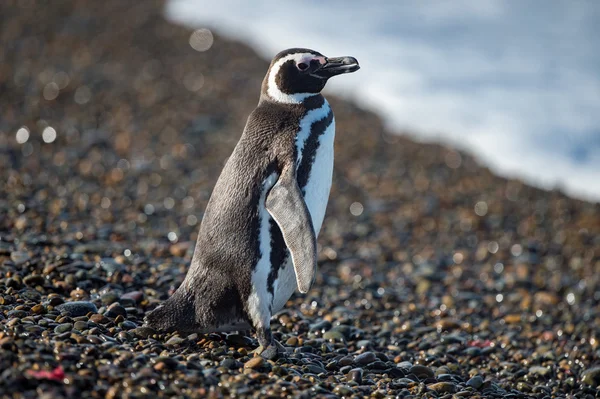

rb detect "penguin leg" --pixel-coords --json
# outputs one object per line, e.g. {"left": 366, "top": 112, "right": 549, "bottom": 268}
{"left": 255, "top": 325, "right": 286, "bottom": 360}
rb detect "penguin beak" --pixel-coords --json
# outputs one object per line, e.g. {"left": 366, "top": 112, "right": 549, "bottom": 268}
{"left": 313, "top": 56, "right": 360, "bottom": 78}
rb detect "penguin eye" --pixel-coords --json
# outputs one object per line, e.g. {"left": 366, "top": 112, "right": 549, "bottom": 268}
{"left": 297, "top": 62, "right": 309, "bottom": 71}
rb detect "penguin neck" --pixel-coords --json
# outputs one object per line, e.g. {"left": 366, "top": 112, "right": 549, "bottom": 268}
{"left": 259, "top": 89, "right": 325, "bottom": 111}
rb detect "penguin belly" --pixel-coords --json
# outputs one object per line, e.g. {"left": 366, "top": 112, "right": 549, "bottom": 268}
{"left": 271, "top": 118, "right": 336, "bottom": 312}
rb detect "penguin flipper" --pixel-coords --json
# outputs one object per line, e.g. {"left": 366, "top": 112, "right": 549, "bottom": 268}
{"left": 265, "top": 169, "right": 317, "bottom": 294}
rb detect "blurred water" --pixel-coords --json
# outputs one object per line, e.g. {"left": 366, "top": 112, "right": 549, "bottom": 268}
{"left": 167, "top": 0, "right": 600, "bottom": 202}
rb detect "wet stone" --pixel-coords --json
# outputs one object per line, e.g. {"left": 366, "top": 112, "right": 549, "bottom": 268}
{"left": 56, "top": 301, "right": 97, "bottom": 317}
{"left": 581, "top": 367, "right": 600, "bottom": 386}
{"left": 529, "top": 366, "right": 551, "bottom": 376}
{"left": 166, "top": 336, "right": 185, "bottom": 346}
{"left": 220, "top": 358, "right": 240, "bottom": 370}
{"left": 31, "top": 304, "right": 46, "bottom": 314}
{"left": 467, "top": 375, "right": 484, "bottom": 389}
{"left": 98, "top": 258, "right": 122, "bottom": 276}
{"left": 73, "top": 321, "right": 88, "bottom": 330}
{"left": 119, "top": 320, "right": 137, "bottom": 330}
{"left": 339, "top": 356, "right": 354, "bottom": 366}
{"left": 7, "top": 310, "right": 27, "bottom": 318}
{"left": 120, "top": 291, "right": 143, "bottom": 303}
{"left": 397, "top": 361, "right": 413, "bottom": 370}
{"left": 354, "top": 351, "right": 377, "bottom": 365}
{"left": 348, "top": 368, "right": 363, "bottom": 384}
{"left": 409, "top": 365, "right": 434, "bottom": 379}
{"left": 101, "top": 292, "right": 119, "bottom": 305}
{"left": 23, "top": 274, "right": 45, "bottom": 286}
{"left": 105, "top": 303, "right": 126, "bottom": 318}
{"left": 333, "top": 385, "right": 353, "bottom": 396}
{"left": 427, "top": 382, "right": 457, "bottom": 393}
{"left": 54, "top": 323, "right": 73, "bottom": 333}
{"left": 309, "top": 320, "right": 332, "bottom": 332}
{"left": 11, "top": 251, "right": 31, "bottom": 265}
{"left": 356, "top": 340, "right": 372, "bottom": 349}
{"left": 89, "top": 313, "right": 109, "bottom": 324}
{"left": 132, "top": 326, "right": 156, "bottom": 338}
{"left": 322, "top": 330, "right": 345, "bottom": 342}
{"left": 226, "top": 333, "right": 253, "bottom": 347}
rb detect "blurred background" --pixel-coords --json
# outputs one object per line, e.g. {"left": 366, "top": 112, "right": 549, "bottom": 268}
{"left": 169, "top": 0, "right": 600, "bottom": 202}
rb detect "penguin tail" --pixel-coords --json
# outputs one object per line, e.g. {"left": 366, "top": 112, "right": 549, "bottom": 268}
{"left": 144, "top": 288, "right": 196, "bottom": 333}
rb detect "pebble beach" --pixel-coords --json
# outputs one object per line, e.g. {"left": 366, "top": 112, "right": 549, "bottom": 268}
{"left": 1, "top": 1, "right": 600, "bottom": 398}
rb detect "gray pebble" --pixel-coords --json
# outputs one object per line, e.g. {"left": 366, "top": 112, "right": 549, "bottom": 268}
{"left": 56, "top": 301, "right": 97, "bottom": 317}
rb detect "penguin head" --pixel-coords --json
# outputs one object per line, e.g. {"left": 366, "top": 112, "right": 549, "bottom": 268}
{"left": 262, "top": 48, "right": 359, "bottom": 104}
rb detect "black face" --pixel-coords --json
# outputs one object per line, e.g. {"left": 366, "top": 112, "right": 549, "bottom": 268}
{"left": 269, "top": 48, "right": 360, "bottom": 96}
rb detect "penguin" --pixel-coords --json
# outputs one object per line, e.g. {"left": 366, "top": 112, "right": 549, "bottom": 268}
{"left": 145, "top": 48, "right": 359, "bottom": 359}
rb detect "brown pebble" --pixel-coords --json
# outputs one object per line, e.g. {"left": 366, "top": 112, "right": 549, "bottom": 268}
{"left": 244, "top": 357, "right": 264, "bottom": 369}
{"left": 504, "top": 314, "right": 522, "bottom": 324}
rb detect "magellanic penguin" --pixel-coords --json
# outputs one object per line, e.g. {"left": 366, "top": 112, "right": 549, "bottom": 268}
{"left": 145, "top": 48, "right": 360, "bottom": 358}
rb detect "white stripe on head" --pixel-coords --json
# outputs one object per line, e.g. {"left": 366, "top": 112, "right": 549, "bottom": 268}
{"left": 267, "top": 53, "right": 319, "bottom": 104}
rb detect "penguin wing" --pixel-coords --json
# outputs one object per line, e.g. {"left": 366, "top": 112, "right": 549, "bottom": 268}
{"left": 265, "top": 169, "right": 317, "bottom": 294}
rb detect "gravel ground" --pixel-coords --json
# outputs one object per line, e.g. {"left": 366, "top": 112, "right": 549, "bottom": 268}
{"left": 1, "top": 1, "right": 600, "bottom": 398}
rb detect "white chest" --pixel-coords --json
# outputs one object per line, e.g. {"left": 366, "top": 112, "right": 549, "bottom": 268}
{"left": 294, "top": 99, "right": 335, "bottom": 235}
{"left": 269, "top": 102, "right": 335, "bottom": 312}
{"left": 298, "top": 120, "right": 335, "bottom": 235}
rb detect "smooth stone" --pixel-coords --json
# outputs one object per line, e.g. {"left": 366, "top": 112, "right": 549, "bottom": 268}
{"left": 7, "top": 310, "right": 27, "bottom": 318}
{"left": 119, "top": 320, "right": 137, "bottom": 330}
{"left": 309, "top": 320, "right": 332, "bottom": 332}
{"left": 428, "top": 382, "right": 457, "bottom": 393}
{"left": 120, "top": 291, "right": 143, "bottom": 303}
{"left": 529, "top": 366, "right": 550, "bottom": 376}
{"left": 305, "top": 364, "right": 326, "bottom": 374}
{"left": 581, "top": 367, "right": 600, "bottom": 386}
{"left": 333, "top": 385, "right": 354, "bottom": 396}
{"left": 31, "top": 304, "right": 46, "bottom": 314}
{"left": 329, "top": 325, "right": 352, "bottom": 339}
{"left": 348, "top": 368, "right": 363, "bottom": 384}
{"left": 354, "top": 351, "right": 377, "bottom": 365}
{"left": 11, "top": 251, "right": 31, "bottom": 265}
{"left": 89, "top": 314, "right": 109, "bottom": 324}
{"left": 466, "top": 375, "right": 484, "bottom": 389}
{"left": 98, "top": 258, "right": 122, "bottom": 276}
{"left": 339, "top": 356, "right": 354, "bottom": 366}
{"left": 367, "top": 360, "right": 387, "bottom": 370}
{"left": 409, "top": 365, "right": 434, "bottom": 379}
{"left": 244, "top": 357, "right": 264, "bottom": 369}
{"left": 105, "top": 303, "right": 126, "bottom": 318}
{"left": 73, "top": 321, "right": 89, "bottom": 331}
{"left": 397, "top": 361, "right": 413, "bottom": 370}
{"left": 166, "top": 336, "right": 185, "bottom": 346}
{"left": 435, "top": 318, "right": 461, "bottom": 330}
{"left": 322, "top": 331, "right": 345, "bottom": 342}
{"left": 356, "top": 340, "right": 372, "bottom": 349}
{"left": 220, "top": 358, "right": 239, "bottom": 370}
{"left": 23, "top": 274, "right": 45, "bottom": 286}
{"left": 132, "top": 326, "right": 156, "bottom": 338}
{"left": 464, "top": 347, "right": 481, "bottom": 357}
{"left": 56, "top": 301, "right": 98, "bottom": 317}
{"left": 226, "top": 333, "right": 253, "bottom": 347}
{"left": 101, "top": 292, "right": 119, "bottom": 305}
{"left": 54, "top": 323, "right": 73, "bottom": 333}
